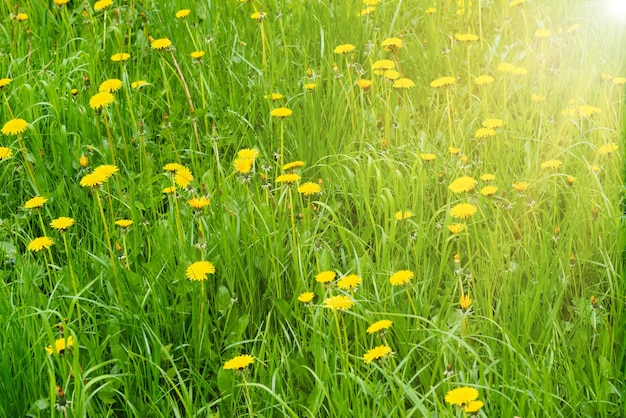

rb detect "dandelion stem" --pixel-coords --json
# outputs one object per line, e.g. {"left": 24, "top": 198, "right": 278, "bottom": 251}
{"left": 62, "top": 232, "right": 82, "bottom": 327}
{"left": 169, "top": 51, "right": 202, "bottom": 153}
{"left": 94, "top": 188, "right": 121, "bottom": 298}
{"left": 17, "top": 135, "right": 39, "bottom": 193}
{"left": 242, "top": 375, "right": 254, "bottom": 418}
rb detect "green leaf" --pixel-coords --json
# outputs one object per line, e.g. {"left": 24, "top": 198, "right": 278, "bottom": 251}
{"left": 216, "top": 285, "right": 231, "bottom": 312}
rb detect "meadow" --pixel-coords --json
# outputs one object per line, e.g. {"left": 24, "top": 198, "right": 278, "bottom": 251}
{"left": 0, "top": 0, "right": 624, "bottom": 416}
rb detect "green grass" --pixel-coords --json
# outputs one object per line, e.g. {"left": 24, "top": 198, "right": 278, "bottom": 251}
{"left": 0, "top": 0, "right": 623, "bottom": 416}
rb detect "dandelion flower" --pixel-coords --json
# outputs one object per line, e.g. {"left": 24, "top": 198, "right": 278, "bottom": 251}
{"left": 94, "top": 0, "right": 112, "bottom": 11}
{"left": 534, "top": 29, "right": 551, "bottom": 38}
{"left": 234, "top": 157, "right": 253, "bottom": 174}
{"left": 363, "top": 345, "right": 392, "bottom": 363}
{"left": 447, "top": 223, "right": 465, "bottom": 234}
{"left": 238, "top": 148, "right": 259, "bottom": 159}
{"left": 93, "top": 164, "right": 119, "bottom": 179}
{"left": 512, "top": 66, "right": 527, "bottom": 76}
{"left": 224, "top": 354, "right": 254, "bottom": 370}
{"left": 393, "top": 78, "right": 415, "bottom": 89}
{"left": 382, "top": 37, "right": 403, "bottom": 50}
{"left": 337, "top": 274, "right": 362, "bottom": 291}
{"left": 460, "top": 295, "right": 472, "bottom": 311}
{"left": 50, "top": 217, "right": 74, "bottom": 231}
{"left": 420, "top": 153, "right": 436, "bottom": 161}
{"left": 425, "top": 7, "right": 437, "bottom": 14}
{"left": 0, "top": 78, "right": 12, "bottom": 88}
{"left": 450, "top": 203, "right": 477, "bottom": 219}
{"left": 131, "top": 80, "right": 148, "bottom": 89}
{"left": 264, "top": 93, "right": 283, "bottom": 101}
{"left": 282, "top": 160, "right": 305, "bottom": 171}
{"left": 512, "top": 181, "right": 529, "bottom": 192}
{"left": 356, "top": 79, "right": 373, "bottom": 89}
{"left": 358, "top": 6, "right": 375, "bottom": 16}
{"left": 315, "top": 270, "right": 336, "bottom": 284}
{"left": 151, "top": 38, "right": 172, "bottom": 50}
{"left": 455, "top": 33, "right": 479, "bottom": 42}
{"left": 80, "top": 171, "right": 108, "bottom": 188}
{"left": 188, "top": 197, "right": 211, "bottom": 210}
{"left": 115, "top": 219, "right": 133, "bottom": 228}
{"left": 175, "top": 9, "right": 190, "bottom": 18}
{"left": 612, "top": 77, "right": 626, "bottom": 86}
{"left": 509, "top": 0, "right": 528, "bottom": 6}
{"left": 480, "top": 185, "right": 498, "bottom": 196}
{"left": 531, "top": 93, "right": 546, "bottom": 102}
{"left": 270, "top": 107, "right": 292, "bottom": 119}
{"left": 45, "top": 336, "right": 74, "bottom": 355}
{"left": 111, "top": 53, "right": 130, "bottom": 62}
{"left": 304, "top": 83, "right": 317, "bottom": 90}
{"left": 298, "top": 292, "right": 315, "bottom": 303}
{"left": 250, "top": 11, "right": 266, "bottom": 20}
{"left": 449, "top": 176, "right": 477, "bottom": 194}
{"left": 480, "top": 173, "right": 495, "bottom": 181}
{"left": 15, "top": 13, "right": 28, "bottom": 21}
{"left": 449, "top": 146, "right": 461, "bottom": 154}
{"left": 99, "top": 78, "right": 123, "bottom": 93}
{"left": 383, "top": 70, "right": 400, "bottom": 81}
{"left": 186, "top": 260, "right": 216, "bottom": 281}
{"left": 0, "top": 147, "right": 13, "bottom": 160}
{"left": 430, "top": 76, "right": 456, "bottom": 88}
{"left": 276, "top": 173, "right": 301, "bottom": 184}
{"left": 497, "top": 62, "right": 516, "bottom": 74}
{"left": 163, "top": 163, "right": 185, "bottom": 173}
{"left": 541, "top": 159, "right": 563, "bottom": 169}
{"left": 394, "top": 210, "right": 413, "bottom": 220}
{"left": 367, "top": 319, "right": 393, "bottom": 334}
{"left": 598, "top": 143, "right": 618, "bottom": 155}
{"left": 566, "top": 176, "right": 576, "bottom": 186}
{"left": 464, "top": 400, "right": 484, "bottom": 413}
{"left": 474, "top": 75, "right": 494, "bottom": 86}
{"left": 333, "top": 44, "right": 356, "bottom": 54}
{"left": 323, "top": 295, "right": 354, "bottom": 310}
{"left": 297, "top": 182, "right": 321, "bottom": 196}
{"left": 389, "top": 270, "right": 414, "bottom": 286}
{"left": 567, "top": 23, "right": 581, "bottom": 33}
{"left": 445, "top": 387, "right": 479, "bottom": 406}
{"left": 474, "top": 128, "right": 496, "bottom": 138}
{"left": 24, "top": 196, "right": 47, "bottom": 209}
{"left": 174, "top": 167, "right": 194, "bottom": 189}
{"left": 28, "top": 236, "right": 54, "bottom": 252}
{"left": 163, "top": 186, "right": 176, "bottom": 194}
{"left": 482, "top": 119, "right": 503, "bottom": 129}
{"left": 2, "top": 118, "right": 28, "bottom": 135}
{"left": 89, "top": 92, "right": 115, "bottom": 110}
{"left": 372, "top": 59, "right": 395, "bottom": 75}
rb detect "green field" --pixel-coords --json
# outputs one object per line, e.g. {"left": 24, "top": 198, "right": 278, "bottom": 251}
{"left": 0, "top": 0, "right": 624, "bottom": 416}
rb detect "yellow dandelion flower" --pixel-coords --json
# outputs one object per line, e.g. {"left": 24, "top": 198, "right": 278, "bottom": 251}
{"left": 497, "top": 62, "right": 516, "bottom": 74}
{"left": 323, "top": 295, "right": 354, "bottom": 310}
{"left": 80, "top": 171, "right": 107, "bottom": 188}
{"left": 367, "top": 319, "right": 393, "bottom": 334}
{"left": 2, "top": 118, "right": 28, "bottom": 135}
{"left": 567, "top": 23, "right": 581, "bottom": 33}
{"left": 364, "top": 1, "right": 382, "bottom": 7}
{"left": 89, "top": 92, "right": 115, "bottom": 110}
{"left": 534, "top": 28, "right": 551, "bottom": 38}
{"left": 460, "top": 295, "right": 472, "bottom": 311}
{"left": 0, "top": 146, "right": 13, "bottom": 160}
{"left": 449, "top": 176, "right": 477, "bottom": 194}
{"left": 304, "top": 83, "right": 317, "bottom": 90}
{"left": 16, "top": 13, "right": 28, "bottom": 21}
{"left": 382, "top": 37, "right": 403, "bottom": 50}
{"left": 531, "top": 93, "right": 546, "bottom": 102}
{"left": 45, "top": 336, "right": 74, "bottom": 355}
{"left": 163, "top": 163, "right": 185, "bottom": 172}
{"left": 337, "top": 274, "right": 361, "bottom": 291}
{"left": 430, "top": 76, "right": 456, "bottom": 88}
{"left": 298, "top": 292, "right": 315, "bottom": 303}
{"left": 190, "top": 51, "right": 205, "bottom": 60}
{"left": 512, "top": 181, "right": 529, "bottom": 192}
{"left": 151, "top": 38, "right": 172, "bottom": 50}
{"left": 333, "top": 44, "right": 356, "bottom": 54}
{"left": 455, "top": 33, "right": 479, "bottom": 42}
{"left": 188, "top": 197, "right": 211, "bottom": 210}
{"left": 393, "top": 78, "right": 416, "bottom": 89}
{"left": 358, "top": 6, "right": 376, "bottom": 16}
{"left": 163, "top": 186, "right": 177, "bottom": 194}
{"left": 589, "top": 164, "right": 601, "bottom": 172}
{"left": 28, "top": 236, "right": 54, "bottom": 252}
{"left": 445, "top": 387, "right": 479, "bottom": 406}
{"left": 474, "top": 75, "right": 494, "bottom": 86}
{"left": 482, "top": 119, "right": 503, "bottom": 129}
{"left": 270, "top": 107, "right": 292, "bottom": 119}
{"left": 0, "top": 78, "right": 12, "bottom": 89}
{"left": 131, "top": 80, "right": 148, "bottom": 89}
{"left": 383, "top": 70, "right": 400, "bottom": 81}
{"left": 425, "top": 7, "right": 437, "bottom": 14}
{"left": 186, "top": 260, "right": 216, "bottom": 281}
{"left": 115, "top": 219, "right": 133, "bottom": 228}
{"left": 372, "top": 59, "right": 395, "bottom": 75}
{"left": 480, "top": 185, "right": 498, "bottom": 196}
{"left": 234, "top": 157, "right": 253, "bottom": 174}
{"left": 24, "top": 196, "right": 47, "bottom": 209}
{"left": 238, "top": 148, "right": 259, "bottom": 159}
{"left": 250, "top": 11, "right": 266, "bottom": 20}
{"left": 111, "top": 53, "right": 130, "bottom": 62}
{"left": 276, "top": 173, "right": 301, "bottom": 184}
{"left": 175, "top": 9, "right": 190, "bottom": 18}
{"left": 224, "top": 354, "right": 254, "bottom": 370}
{"left": 420, "top": 153, "right": 437, "bottom": 161}
{"left": 447, "top": 223, "right": 465, "bottom": 234}
{"left": 282, "top": 160, "right": 305, "bottom": 171}
{"left": 363, "top": 345, "right": 392, "bottom": 363}
{"left": 93, "top": 164, "right": 119, "bottom": 179}
{"left": 174, "top": 167, "right": 194, "bottom": 189}
{"left": 509, "top": 0, "right": 528, "bottom": 7}
{"left": 389, "top": 270, "right": 414, "bottom": 286}
{"left": 315, "top": 270, "right": 336, "bottom": 284}
{"left": 450, "top": 203, "right": 477, "bottom": 219}
{"left": 512, "top": 66, "right": 527, "bottom": 76}
{"left": 99, "top": 78, "right": 123, "bottom": 93}
{"left": 566, "top": 176, "right": 576, "bottom": 186}
{"left": 464, "top": 400, "right": 484, "bottom": 413}
{"left": 356, "top": 79, "right": 373, "bottom": 89}
{"left": 50, "top": 217, "right": 74, "bottom": 231}
{"left": 55, "top": 1, "right": 71, "bottom": 7}
{"left": 598, "top": 143, "right": 618, "bottom": 155}
{"left": 264, "top": 93, "right": 283, "bottom": 101}
{"left": 474, "top": 127, "right": 496, "bottom": 138}
{"left": 449, "top": 146, "right": 461, "bottom": 154}
{"left": 297, "top": 182, "right": 321, "bottom": 196}
{"left": 94, "top": 0, "right": 112, "bottom": 11}
{"left": 541, "top": 159, "right": 563, "bottom": 169}
{"left": 395, "top": 210, "right": 413, "bottom": 220}
{"left": 612, "top": 77, "right": 626, "bottom": 86}
{"left": 480, "top": 173, "right": 495, "bottom": 181}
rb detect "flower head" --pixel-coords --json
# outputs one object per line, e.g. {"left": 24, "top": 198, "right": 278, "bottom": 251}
{"left": 0, "top": 147, "right": 13, "bottom": 160}
{"left": 45, "top": 336, "right": 74, "bottom": 355}
{"left": 389, "top": 270, "right": 414, "bottom": 286}
{"left": 28, "top": 236, "right": 54, "bottom": 252}
{"left": 89, "top": 92, "right": 115, "bottom": 110}
{"left": 450, "top": 203, "right": 477, "bottom": 219}
{"left": 534, "top": 28, "right": 551, "bottom": 38}
{"left": 191, "top": 51, "right": 205, "bottom": 60}
{"left": 175, "top": 9, "right": 190, "bottom": 18}
{"left": 480, "top": 173, "right": 495, "bottom": 181}
{"left": 356, "top": 79, "right": 373, "bottom": 90}
{"left": 382, "top": 37, "right": 403, "bottom": 50}
{"left": 0, "top": 78, "right": 11, "bottom": 89}
{"left": 93, "top": 164, "right": 119, "bottom": 179}
{"left": 393, "top": 78, "right": 415, "bottom": 89}
{"left": 24, "top": 196, "right": 47, "bottom": 209}
{"left": 444, "top": 387, "right": 479, "bottom": 406}
{"left": 449, "top": 176, "right": 477, "bottom": 194}
{"left": 270, "top": 107, "right": 293, "bottom": 119}
{"left": 475, "top": 127, "right": 496, "bottom": 138}
{"left": 50, "top": 217, "right": 74, "bottom": 231}
{"left": 151, "top": 38, "right": 172, "bottom": 50}
{"left": 297, "top": 182, "right": 321, "bottom": 196}
{"left": 474, "top": 75, "right": 494, "bottom": 86}
{"left": 234, "top": 157, "right": 254, "bottom": 174}
{"left": 99, "top": 78, "right": 123, "bottom": 93}
{"left": 324, "top": 295, "right": 354, "bottom": 310}
{"left": 304, "top": 83, "right": 317, "bottom": 90}
{"left": 367, "top": 319, "right": 393, "bottom": 334}
{"left": 541, "top": 159, "right": 563, "bottom": 169}
{"left": 363, "top": 345, "right": 392, "bottom": 363}
{"left": 298, "top": 292, "right": 315, "bottom": 303}
{"left": 372, "top": 59, "right": 395, "bottom": 75}
{"left": 111, "top": 53, "right": 130, "bottom": 62}
{"left": 276, "top": 173, "right": 301, "bottom": 184}
{"left": 2, "top": 118, "right": 28, "bottom": 135}
{"left": 80, "top": 171, "right": 107, "bottom": 188}
{"left": 337, "top": 274, "right": 362, "bottom": 291}
{"left": 333, "top": 44, "right": 356, "bottom": 54}
{"left": 264, "top": 93, "right": 283, "bottom": 101}
{"left": 497, "top": 62, "right": 516, "bottom": 74}
{"left": 455, "top": 33, "right": 479, "bottom": 42}
{"left": 464, "top": 400, "right": 484, "bottom": 413}
{"left": 315, "top": 270, "right": 336, "bottom": 284}
{"left": 447, "top": 223, "right": 466, "bottom": 234}
{"left": 430, "top": 76, "right": 456, "bottom": 88}
{"left": 94, "top": 0, "right": 112, "bottom": 11}
{"left": 598, "top": 143, "right": 618, "bottom": 155}
{"left": 460, "top": 295, "right": 472, "bottom": 311}
{"left": 188, "top": 197, "right": 211, "bottom": 210}
{"left": 250, "top": 11, "right": 266, "bottom": 20}
{"left": 115, "top": 219, "right": 133, "bottom": 228}
{"left": 394, "top": 210, "right": 413, "bottom": 220}
{"left": 383, "top": 70, "right": 400, "bottom": 81}
{"left": 224, "top": 354, "right": 254, "bottom": 370}
{"left": 420, "top": 153, "right": 437, "bottom": 161}
{"left": 186, "top": 261, "right": 216, "bottom": 281}
{"left": 174, "top": 167, "right": 194, "bottom": 189}
{"left": 512, "top": 181, "right": 529, "bottom": 192}
{"left": 131, "top": 80, "right": 148, "bottom": 89}
{"left": 480, "top": 185, "right": 498, "bottom": 196}
{"left": 282, "top": 160, "right": 305, "bottom": 171}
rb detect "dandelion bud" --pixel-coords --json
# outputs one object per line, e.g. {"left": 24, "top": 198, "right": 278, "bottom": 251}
{"left": 79, "top": 155, "right": 88, "bottom": 167}
{"left": 569, "top": 253, "right": 575, "bottom": 268}
{"left": 590, "top": 296, "right": 598, "bottom": 309}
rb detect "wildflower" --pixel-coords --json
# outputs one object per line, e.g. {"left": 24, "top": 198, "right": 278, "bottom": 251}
{"left": 93, "top": 164, "right": 118, "bottom": 179}
{"left": 190, "top": 51, "right": 205, "bottom": 60}
{"left": 115, "top": 219, "right": 133, "bottom": 228}
{"left": 534, "top": 29, "right": 551, "bottom": 38}
{"left": 430, "top": 76, "right": 456, "bottom": 88}
{"left": 94, "top": 0, "right": 112, "bottom": 11}
{"left": 0, "top": 147, "right": 13, "bottom": 160}
{"left": 80, "top": 171, "right": 108, "bottom": 188}
{"left": 612, "top": 77, "right": 626, "bottom": 86}
{"left": 15, "top": 13, "right": 28, "bottom": 21}
{"left": 480, "top": 185, "right": 498, "bottom": 196}
{"left": 99, "top": 79, "right": 123, "bottom": 93}
{"left": 482, "top": 119, "right": 503, "bottom": 129}
{"left": 0, "top": 78, "right": 11, "bottom": 89}
{"left": 455, "top": 33, "right": 479, "bottom": 42}
{"left": 131, "top": 80, "right": 148, "bottom": 89}
{"left": 175, "top": 9, "right": 190, "bottom": 18}
{"left": 363, "top": 345, "right": 392, "bottom": 363}
{"left": 460, "top": 295, "right": 472, "bottom": 311}
{"left": 28, "top": 236, "right": 55, "bottom": 252}
{"left": 497, "top": 62, "right": 516, "bottom": 74}
{"left": 394, "top": 210, "right": 413, "bottom": 220}
{"left": 270, "top": 107, "right": 292, "bottom": 119}
{"left": 323, "top": 295, "right": 354, "bottom": 310}
{"left": 297, "top": 182, "right": 321, "bottom": 196}
{"left": 333, "top": 44, "right": 356, "bottom": 54}
{"left": 509, "top": 0, "right": 528, "bottom": 7}
{"left": 234, "top": 157, "right": 253, "bottom": 174}
{"left": 445, "top": 387, "right": 479, "bottom": 406}
{"left": 45, "top": 336, "right": 74, "bottom": 355}
{"left": 393, "top": 78, "right": 416, "bottom": 89}
{"left": 238, "top": 148, "right": 259, "bottom": 159}
{"left": 174, "top": 167, "right": 194, "bottom": 188}
{"left": 358, "top": 6, "right": 375, "bottom": 16}
{"left": 163, "top": 186, "right": 176, "bottom": 194}
{"left": 566, "top": 176, "right": 576, "bottom": 186}
{"left": 1, "top": 118, "right": 28, "bottom": 135}
{"left": 337, "top": 274, "right": 362, "bottom": 291}
{"left": 450, "top": 203, "right": 477, "bottom": 219}
{"left": 164, "top": 163, "right": 185, "bottom": 173}
{"left": 531, "top": 93, "right": 546, "bottom": 102}
{"left": 372, "top": 59, "right": 395, "bottom": 75}
{"left": 250, "top": 11, "right": 266, "bottom": 20}
{"left": 223, "top": 354, "right": 254, "bottom": 370}
{"left": 89, "top": 92, "right": 115, "bottom": 110}
{"left": 298, "top": 292, "right": 315, "bottom": 303}
{"left": 512, "top": 181, "right": 529, "bottom": 192}
{"left": 389, "top": 270, "right": 414, "bottom": 286}
{"left": 383, "top": 70, "right": 400, "bottom": 81}
{"left": 541, "top": 159, "right": 562, "bottom": 169}
{"left": 474, "top": 75, "right": 494, "bottom": 86}
{"left": 449, "top": 177, "right": 477, "bottom": 194}
{"left": 111, "top": 53, "right": 130, "bottom": 62}
{"left": 276, "top": 173, "right": 301, "bottom": 184}
{"left": 474, "top": 127, "right": 495, "bottom": 138}
{"left": 589, "top": 164, "right": 600, "bottom": 172}
{"left": 264, "top": 93, "right": 283, "bottom": 101}
{"left": 24, "top": 196, "right": 47, "bottom": 209}
{"left": 480, "top": 173, "right": 495, "bottom": 181}
{"left": 315, "top": 270, "right": 336, "bottom": 284}
{"left": 449, "top": 146, "right": 461, "bottom": 154}
{"left": 567, "top": 23, "right": 581, "bottom": 33}
{"left": 367, "top": 320, "right": 393, "bottom": 334}
{"left": 447, "top": 223, "right": 465, "bottom": 234}
{"left": 420, "top": 153, "right": 436, "bottom": 161}
{"left": 464, "top": 400, "right": 484, "bottom": 413}
{"left": 50, "top": 217, "right": 74, "bottom": 231}
{"left": 188, "top": 197, "right": 211, "bottom": 210}
{"left": 282, "top": 160, "right": 305, "bottom": 171}
{"left": 598, "top": 143, "right": 618, "bottom": 155}
{"left": 356, "top": 79, "right": 373, "bottom": 89}
{"left": 186, "top": 260, "right": 216, "bottom": 281}
{"left": 151, "top": 38, "right": 172, "bottom": 50}
{"left": 304, "top": 83, "right": 317, "bottom": 90}
{"left": 382, "top": 37, "right": 403, "bottom": 50}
